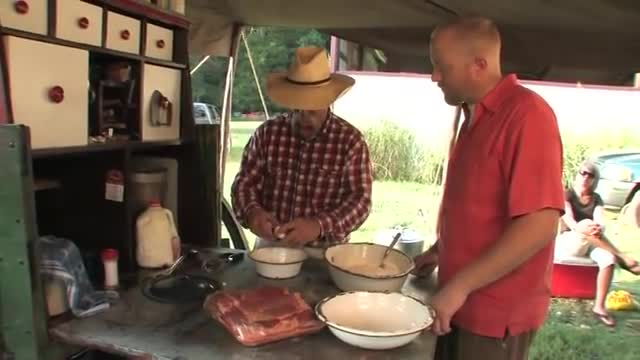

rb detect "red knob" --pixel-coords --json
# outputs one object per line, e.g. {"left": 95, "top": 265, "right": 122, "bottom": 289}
{"left": 78, "top": 17, "right": 90, "bottom": 29}
{"left": 14, "top": 0, "right": 29, "bottom": 14}
{"left": 156, "top": 39, "right": 165, "bottom": 49}
{"left": 49, "top": 86, "right": 64, "bottom": 104}
{"left": 120, "top": 29, "right": 130, "bottom": 40}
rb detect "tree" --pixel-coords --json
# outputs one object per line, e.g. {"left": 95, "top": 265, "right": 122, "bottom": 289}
{"left": 191, "top": 27, "right": 329, "bottom": 114}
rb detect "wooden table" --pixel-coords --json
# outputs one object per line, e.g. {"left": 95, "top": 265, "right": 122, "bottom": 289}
{"left": 50, "top": 249, "right": 438, "bottom": 359}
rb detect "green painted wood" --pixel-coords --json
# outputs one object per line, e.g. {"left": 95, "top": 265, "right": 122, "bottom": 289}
{"left": 0, "top": 125, "right": 48, "bottom": 360}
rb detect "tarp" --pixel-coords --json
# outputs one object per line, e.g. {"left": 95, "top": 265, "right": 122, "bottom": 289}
{"left": 186, "top": 0, "right": 640, "bottom": 85}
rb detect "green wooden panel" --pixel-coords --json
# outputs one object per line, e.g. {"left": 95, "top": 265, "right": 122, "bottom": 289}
{"left": 0, "top": 125, "right": 47, "bottom": 360}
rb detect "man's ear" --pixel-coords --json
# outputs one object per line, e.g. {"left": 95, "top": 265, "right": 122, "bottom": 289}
{"left": 473, "top": 56, "right": 488, "bottom": 71}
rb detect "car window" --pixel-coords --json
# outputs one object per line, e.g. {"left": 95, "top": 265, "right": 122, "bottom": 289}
{"left": 193, "top": 104, "right": 211, "bottom": 124}
{"left": 208, "top": 105, "right": 220, "bottom": 120}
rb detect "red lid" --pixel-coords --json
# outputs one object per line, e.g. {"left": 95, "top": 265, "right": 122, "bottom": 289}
{"left": 101, "top": 248, "right": 119, "bottom": 261}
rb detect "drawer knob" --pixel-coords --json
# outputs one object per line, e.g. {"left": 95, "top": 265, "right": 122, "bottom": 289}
{"left": 14, "top": 0, "right": 29, "bottom": 14}
{"left": 49, "top": 86, "right": 65, "bottom": 104}
{"left": 156, "top": 39, "right": 165, "bottom": 49}
{"left": 78, "top": 17, "right": 90, "bottom": 29}
{"left": 120, "top": 29, "right": 130, "bottom": 40}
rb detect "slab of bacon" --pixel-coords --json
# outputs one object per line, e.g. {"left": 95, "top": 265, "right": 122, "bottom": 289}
{"left": 204, "top": 286, "right": 325, "bottom": 346}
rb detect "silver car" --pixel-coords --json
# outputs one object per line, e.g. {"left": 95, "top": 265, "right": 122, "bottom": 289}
{"left": 193, "top": 102, "right": 220, "bottom": 124}
{"left": 592, "top": 150, "right": 640, "bottom": 209}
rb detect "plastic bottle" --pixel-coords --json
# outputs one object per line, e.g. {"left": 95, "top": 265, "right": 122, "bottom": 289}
{"left": 101, "top": 248, "right": 119, "bottom": 289}
{"left": 136, "top": 201, "right": 180, "bottom": 268}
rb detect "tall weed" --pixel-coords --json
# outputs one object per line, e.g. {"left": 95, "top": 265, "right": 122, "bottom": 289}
{"left": 364, "top": 122, "right": 640, "bottom": 186}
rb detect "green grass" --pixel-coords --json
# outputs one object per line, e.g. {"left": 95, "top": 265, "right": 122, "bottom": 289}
{"left": 222, "top": 120, "right": 640, "bottom": 359}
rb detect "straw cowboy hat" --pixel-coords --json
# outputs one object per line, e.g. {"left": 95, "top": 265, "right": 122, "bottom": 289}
{"left": 266, "top": 47, "right": 355, "bottom": 110}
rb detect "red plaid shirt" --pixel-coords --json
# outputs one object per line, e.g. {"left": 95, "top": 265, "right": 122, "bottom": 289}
{"left": 231, "top": 112, "right": 373, "bottom": 244}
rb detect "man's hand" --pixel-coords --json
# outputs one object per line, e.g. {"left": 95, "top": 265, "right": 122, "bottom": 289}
{"left": 247, "top": 208, "right": 279, "bottom": 241}
{"left": 412, "top": 249, "right": 439, "bottom": 277}
{"left": 429, "top": 280, "right": 470, "bottom": 335}
{"left": 275, "top": 218, "right": 321, "bottom": 246}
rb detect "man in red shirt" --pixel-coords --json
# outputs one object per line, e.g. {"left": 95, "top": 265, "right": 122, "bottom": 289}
{"left": 414, "top": 16, "right": 565, "bottom": 359}
{"left": 231, "top": 47, "right": 373, "bottom": 248}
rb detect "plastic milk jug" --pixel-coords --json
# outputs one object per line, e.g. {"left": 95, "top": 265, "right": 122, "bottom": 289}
{"left": 136, "top": 201, "right": 180, "bottom": 268}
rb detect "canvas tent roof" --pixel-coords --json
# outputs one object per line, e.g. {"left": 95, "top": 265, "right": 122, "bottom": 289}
{"left": 187, "top": 0, "right": 640, "bottom": 86}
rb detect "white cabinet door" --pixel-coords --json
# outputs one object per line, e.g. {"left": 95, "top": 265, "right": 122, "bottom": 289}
{"left": 0, "top": 0, "right": 48, "bottom": 35}
{"left": 56, "top": 0, "right": 103, "bottom": 47}
{"left": 4, "top": 36, "right": 88, "bottom": 149}
{"left": 141, "top": 64, "right": 181, "bottom": 141}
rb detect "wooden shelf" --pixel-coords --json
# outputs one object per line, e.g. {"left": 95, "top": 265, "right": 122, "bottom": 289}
{"left": 0, "top": 28, "right": 187, "bottom": 70}
{"left": 98, "top": 0, "right": 190, "bottom": 29}
{"left": 34, "top": 178, "right": 62, "bottom": 191}
{"left": 32, "top": 140, "right": 183, "bottom": 158}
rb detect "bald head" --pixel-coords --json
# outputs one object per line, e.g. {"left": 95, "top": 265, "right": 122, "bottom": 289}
{"left": 429, "top": 16, "right": 503, "bottom": 105}
{"left": 431, "top": 16, "right": 501, "bottom": 64}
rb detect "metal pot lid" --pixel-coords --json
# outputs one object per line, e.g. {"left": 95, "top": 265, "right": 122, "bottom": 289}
{"left": 399, "top": 229, "right": 422, "bottom": 243}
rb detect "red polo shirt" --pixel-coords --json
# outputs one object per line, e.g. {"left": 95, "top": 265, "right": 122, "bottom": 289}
{"left": 438, "top": 74, "right": 565, "bottom": 338}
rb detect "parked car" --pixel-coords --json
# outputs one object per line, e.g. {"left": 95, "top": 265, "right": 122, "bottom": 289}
{"left": 591, "top": 150, "right": 640, "bottom": 209}
{"left": 193, "top": 102, "right": 220, "bottom": 124}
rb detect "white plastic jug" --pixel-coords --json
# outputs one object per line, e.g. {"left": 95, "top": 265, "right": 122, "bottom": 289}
{"left": 136, "top": 201, "right": 180, "bottom": 268}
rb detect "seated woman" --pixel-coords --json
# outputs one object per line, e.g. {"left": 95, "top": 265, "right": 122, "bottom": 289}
{"left": 556, "top": 160, "right": 640, "bottom": 327}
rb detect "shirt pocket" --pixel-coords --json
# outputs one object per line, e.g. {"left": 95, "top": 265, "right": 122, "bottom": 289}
{"left": 307, "top": 163, "right": 343, "bottom": 211}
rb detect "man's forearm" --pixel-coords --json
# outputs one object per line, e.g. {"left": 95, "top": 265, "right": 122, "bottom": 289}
{"left": 450, "top": 209, "right": 560, "bottom": 293}
{"left": 317, "top": 194, "right": 371, "bottom": 241}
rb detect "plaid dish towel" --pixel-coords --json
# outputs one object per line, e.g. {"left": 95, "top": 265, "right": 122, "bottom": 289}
{"left": 38, "top": 235, "right": 111, "bottom": 318}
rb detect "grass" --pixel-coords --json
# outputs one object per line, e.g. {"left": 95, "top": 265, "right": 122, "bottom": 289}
{"left": 222, "top": 120, "right": 640, "bottom": 359}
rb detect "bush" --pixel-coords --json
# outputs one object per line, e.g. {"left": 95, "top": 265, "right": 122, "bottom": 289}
{"left": 363, "top": 121, "right": 443, "bottom": 184}
{"left": 364, "top": 122, "right": 640, "bottom": 186}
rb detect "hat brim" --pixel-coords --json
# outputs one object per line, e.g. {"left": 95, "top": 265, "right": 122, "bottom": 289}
{"left": 266, "top": 73, "right": 355, "bottom": 110}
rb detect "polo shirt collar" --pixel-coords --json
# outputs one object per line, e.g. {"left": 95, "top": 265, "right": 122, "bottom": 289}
{"left": 476, "top": 74, "right": 519, "bottom": 113}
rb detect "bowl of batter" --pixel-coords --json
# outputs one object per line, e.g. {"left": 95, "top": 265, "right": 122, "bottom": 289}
{"left": 324, "top": 243, "right": 414, "bottom": 292}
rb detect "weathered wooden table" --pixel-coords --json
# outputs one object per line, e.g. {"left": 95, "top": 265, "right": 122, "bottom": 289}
{"left": 50, "top": 249, "right": 437, "bottom": 359}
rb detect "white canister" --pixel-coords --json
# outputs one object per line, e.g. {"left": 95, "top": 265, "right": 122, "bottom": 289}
{"left": 170, "top": 0, "right": 186, "bottom": 14}
{"left": 101, "top": 248, "right": 119, "bottom": 289}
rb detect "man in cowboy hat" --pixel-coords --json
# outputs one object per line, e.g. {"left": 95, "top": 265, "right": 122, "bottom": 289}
{"left": 231, "top": 46, "right": 373, "bottom": 248}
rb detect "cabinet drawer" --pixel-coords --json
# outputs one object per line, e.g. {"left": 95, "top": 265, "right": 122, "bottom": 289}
{"left": 0, "top": 0, "right": 48, "bottom": 35}
{"left": 105, "top": 11, "right": 140, "bottom": 55}
{"left": 4, "top": 36, "right": 88, "bottom": 149}
{"left": 56, "top": 0, "right": 103, "bottom": 47}
{"left": 145, "top": 23, "right": 173, "bottom": 61}
{"left": 141, "top": 64, "right": 181, "bottom": 141}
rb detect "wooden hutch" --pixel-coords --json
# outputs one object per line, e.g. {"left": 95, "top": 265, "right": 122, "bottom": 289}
{"left": 0, "top": 0, "right": 221, "bottom": 280}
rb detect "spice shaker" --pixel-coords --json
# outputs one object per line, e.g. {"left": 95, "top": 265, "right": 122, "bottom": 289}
{"left": 101, "top": 248, "right": 119, "bottom": 289}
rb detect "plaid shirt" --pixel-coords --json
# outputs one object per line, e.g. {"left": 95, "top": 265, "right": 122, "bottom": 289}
{"left": 231, "top": 112, "right": 373, "bottom": 244}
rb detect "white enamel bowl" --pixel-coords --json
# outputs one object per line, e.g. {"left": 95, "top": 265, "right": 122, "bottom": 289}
{"left": 248, "top": 247, "right": 307, "bottom": 279}
{"left": 324, "top": 243, "right": 414, "bottom": 292}
{"left": 315, "top": 291, "right": 434, "bottom": 350}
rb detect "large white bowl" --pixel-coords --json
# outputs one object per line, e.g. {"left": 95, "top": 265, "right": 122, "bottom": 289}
{"left": 324, "top": 243, "right": 414, "bottom": 292}
{"left": 315, "top": 291, "right": 434, "bottom": 350}
{"left": 248, "top": 247, "right": 307, "bottom": 279}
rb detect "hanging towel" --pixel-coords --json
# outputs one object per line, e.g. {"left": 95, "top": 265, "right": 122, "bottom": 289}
{"left": 38, "top": 235, "right": 111, "bottom": 317}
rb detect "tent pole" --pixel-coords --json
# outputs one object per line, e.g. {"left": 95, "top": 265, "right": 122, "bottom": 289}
{"left": 241, "top": 30, "right": 270, "bottom": 120}
{"left": 190, "top": 55, "right": 210, "bottom": 75}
